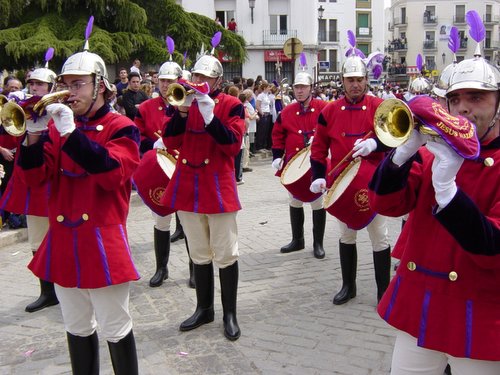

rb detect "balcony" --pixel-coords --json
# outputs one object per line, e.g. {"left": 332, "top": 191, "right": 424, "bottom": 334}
{"left": 423, "top": 40, "right": 437, "bottom": 50}
{"left": 387, "top": 39, "right": 407, "bottom": 52}
{"left": 357, "top": 26, "right": 372, "bottom": 38}
{"left": 393, "top": 17, "right": 407, "bottom": 26}
{"left": 262, "top": 30, "right": 297, "bottom": 45}
{"left": 454, "top": 15, "right": 466, "bottom": 24}
{"left": 484, "top": 14, "right": 499, "bottom": 24}
{"left": 319, "top": 31, "right": 340, "bottom": 43}
{"left": 484, "top": 41, "right": 500, "bottom": 51}
{"left": 423, "top": 15, "right": 438, "bottom": 24}
{"left": 458, "top": 38, "right": 468, "bottom": 50}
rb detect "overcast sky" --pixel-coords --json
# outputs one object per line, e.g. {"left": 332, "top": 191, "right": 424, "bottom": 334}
{"left": 384, "top": 0, "right": 390, "bottom": 8}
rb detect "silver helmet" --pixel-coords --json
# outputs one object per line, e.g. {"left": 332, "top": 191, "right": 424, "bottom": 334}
{"left": 28, "top": 67, "right": 57, "bottom": 85}
{"left": 191, "top": 55, "right": 223, "bottom": 78}
{"left": 432, "top": 63, "right": 456, "bottom": 98}
{"left": 341, "top": 55, "right": 367, "bottom": 78}
{"left": 293, "top": 71, "right": 313, "bottom": 86}
{"left": 409, "top": 77, "right": 432, "bottom": 95}
{"left": 59, "top": 50, "right": 112, "bottom": 91}
{"left": 181, "top": 69, "right": 192, "bottom": 81}
{"left": 158, "top": 61, "right": 182, "bottom": 80}
{"left": 446, "top": 56, "right": 500, "bottom": 95}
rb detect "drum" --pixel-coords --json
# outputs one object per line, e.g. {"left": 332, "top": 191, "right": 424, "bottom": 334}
{"left": 280, "top": 147, "right": 322, "bottom": 203}
{"left": 132, "top": 149, "right": 177, "bottom": 216}
{"left": 323, "top": 158, "right": 377, "bottom": 230}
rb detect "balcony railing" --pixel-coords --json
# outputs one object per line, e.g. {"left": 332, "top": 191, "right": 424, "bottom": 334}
{"left": 423, "top": 15, "right": 438, "bottom": 24}
{"left": 262, "top": 29, "right": 297, "bottom": 45}
{"left": 393, "top": 17, "right": 407, "bottom": 26}
{"left": 423, "top": 40, "right": 437, "bottom": 50}
{"left": 484, "top": 14, "right": 499, "bottom": 24}
{"left": 319, "top": 31, "right": 340, "bottom": 43}
{"left": 484, "top": 41, "right": 499, "bottom": 50}
{"left": 357, "top": 26, "right": 372, "bottom": 38}
{"left": 454, "top": 15, "right": 466, "bottom": 24}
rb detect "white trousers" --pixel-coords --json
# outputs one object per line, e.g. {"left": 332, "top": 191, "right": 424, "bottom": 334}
{"left": 178, "top": 211, "right": 238, "bottom": 268}
{"left": 338, "top": 214, "right": 389, "bottom": 252}
{"left": 391, "top": 330, "right": 500, "bottom": 375}
{"left": 152, "top": 212, "right": 173, "bottom": 232}
{"left": 288, "top": 192, "right": 323, "bottom": 210}
{"left": 26, "top": 215, "right": 49, "bottom": 252}
{"left": 54, "top": 283, "right": 133, "bottom": 343}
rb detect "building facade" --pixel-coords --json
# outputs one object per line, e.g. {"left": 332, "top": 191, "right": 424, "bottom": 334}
{"left": 386, "top": 0, "right": 500, "bottom": 87}
{"left": 177, "top": 0, "right": 386, "bottom": 85}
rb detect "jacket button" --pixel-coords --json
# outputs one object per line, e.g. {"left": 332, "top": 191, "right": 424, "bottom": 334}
{"left": 448, "top": 271, "right": 458, "bottom": 281}
{"left": 56, "top": 215, "right": 64, "bottom": 222}
{"left": 407, "top": 261, "right": 416, "bottom": 271}
{"left": 82, "top": 214, "right": 89, "bottom": 221}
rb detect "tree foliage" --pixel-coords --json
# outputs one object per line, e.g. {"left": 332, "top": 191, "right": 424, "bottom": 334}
{"left": 0, "top": 0, "right": 246, "bottom": 71}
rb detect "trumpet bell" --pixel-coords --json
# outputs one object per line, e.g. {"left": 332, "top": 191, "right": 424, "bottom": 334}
{"left": 374, "top": 99, "right": 413, "bottom": 148}
{"left": 0, "top": 100, "right": 26, "bottom": 137}
{"left": 166, "top": 83, "right": 194, "bottom": 107}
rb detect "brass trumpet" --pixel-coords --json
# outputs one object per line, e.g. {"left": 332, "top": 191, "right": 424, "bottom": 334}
{"left": 166, "top": 83, "right": 194, "bottom": 106}
{"left": 374, "top": 98, "right": 438, "bottom": 148}
{"left": 0, "top": 90, "right": 70, "bottom": 137}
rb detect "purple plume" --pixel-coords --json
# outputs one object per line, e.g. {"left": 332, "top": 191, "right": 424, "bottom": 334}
{"left": 372, "top": 64, "right": 383, "bottom": 80}
{"left": 416, "top": 54, "right": 423, "bottom": 71}
{"left": 211, "top": 31, "right": 222, "bottom": 49}
{"left": 364, "top": 51, "right": 384, "bottom": 67}
{"left": 299, "top": 52, "right": 307, "bottom": 68}
{"left": 448, "top": 27, "right": 459, "bottom": 53}
{"left": 166, "top": 36, "right": 175, "bottom": 55}
{"left": 347, "top": 30, "right": 356, "bottom": 48}
{"left": 85, "top": 16, "right": 94, "bottom": 40}
{"left": 183, "top": 51, "right": 188, "bottom": 64}
{"left": 345, "top": 48, "right": 365, "bottom": 59}
{"left": 44, "top": 47, "right": 54, "bottom": 62}
{"left": 466, "top": 10, "right": 485, "bottom": 42}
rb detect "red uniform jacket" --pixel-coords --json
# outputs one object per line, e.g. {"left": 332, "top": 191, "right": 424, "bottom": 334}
{"left": 311, "top": 94, "right": 385, "bottom": 184}
{"left": 272, "top": 98, "right": 327, "bottom": 175}
{"left": 134, "top": 96, "right": 171, "bottom": 153}
{"left": 369, "top": 139, "right": 500, "bottom": 360}
{"left": 161, "top": 91, "right": 245, "bottom": 213}
{"left": 18, "top": 105, "right": 141, "bottom": 288}
{"left": 0, "top": 135, "right": 49, "bottom": 216}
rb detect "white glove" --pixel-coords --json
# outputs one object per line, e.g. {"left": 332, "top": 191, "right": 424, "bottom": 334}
{"left": 272, "top": 158, "right": 282, "bottom": 171}
{"left": 310, "top": 178, "right": 327, "bottom": 194}
{"left": 26, "top": 116, "right": 50, "bottom": 133}
{"left": 426, "top": 140, "right": 464, "bottom": 208}
{"left": 8, "top": 91, "right": 26, "bottom": 102}
{"left": 196, "top": 94, "right": 215, "bottom": 125}
{"left": 153, "top": 137, "right": 165, "bottom": 150}
{"left": 392, "top": 129, "right": 428, "bottom": 167}
{"left": 352, "top": 138, "right": 377, "bottom": 158}
{"left": 45, "top": 103, "right": 75, "bottom": 136}
{"left": 181, "top": 93, "right": 195, "bottom": 108}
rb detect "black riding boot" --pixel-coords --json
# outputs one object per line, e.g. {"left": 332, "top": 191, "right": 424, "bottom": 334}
{"left": 373, "top": 247, "right": 391, "bottom": 303}
{"left": 185, "top": 237, "right": 195, "bottom": 289}
{"left": 220, "top": 262, "right": 241, "bottom": 341}
{"left": 179, "top": 263, "right": 215, "bottom": 331}
{"left": 170, "top": 213, "right": 185, "bottom": 243}
{"left": 333, "top": 242, "right": 357, "bottom": 305}
{"left": 149, "top": 228, "right": 170, "bottom": 287}
{"left": 66, "top": 331, "right": 99, "bottom": 375}
{"left": 312, "top": 209, "right": 326, "bottom": 259}
{"left": 107, "top": 330, "right": 138, "bottom": 375}
{"left": 25, "top": 278, "right": 59, "bottom": 313}
{"left": 280, "top": 206, "right": 305, "bottom": 253}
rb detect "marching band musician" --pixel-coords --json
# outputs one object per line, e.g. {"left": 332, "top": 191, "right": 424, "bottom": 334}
{"left": 0, "top": 54, "right": 59, "bottom": 313}
{"left": 310, "top": 49, "right": 392, "bottom": 305}
{"left": 271, "top": 61, "right": 328, "bottom": 259}
{"left": 134, "top": 41, "right": 194, "bottom": 289}
{"left": 160, "top": 33, "right": 246, "bottom": 341}
{"left": 368, "top": 19, "right": 500, "bottom": 374}
{"left": 17, "top": 23, "right": 140, "bottom": 374}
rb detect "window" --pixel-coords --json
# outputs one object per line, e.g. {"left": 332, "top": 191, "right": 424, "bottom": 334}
{"left": 425, "top": 56, "right": 435, "bottom": 70}
{"left": 329, "top": 50, "right": 338, "bottom": 71}
{"left": 486, "top": 5, "right": 492, "bottom": 22}
{"left": 358, "top": 43, "right": 370, "bottom": 56}
{"left": 215, "top": 10, "right": 235, "bottom": 28}
{"left": 455, "top": 5, "right": 465, "bottom": 23}
{"left": 329, "top": 19, "right": 338, "bottom": 41}
{"left": 264, "top": 61, "right": 293, "bottom": 83}
{"left": 319, "top": 19, "right": 327, "bottom": 42}
{"left": 485, "top": 30, "right": 491, "bottom": 48}
{"left": 270, "top": 15, "right": 287, "bottom": 35}
{"left": 401, "top": 7, "right": 406, "bottom": 24}
{"left": 357, "top": 13, "right": 371, "bottom": 37}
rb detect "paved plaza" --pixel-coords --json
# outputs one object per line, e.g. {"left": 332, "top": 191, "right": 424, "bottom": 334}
{"left": 0, "top": 156, "right": 404, "bottom": 375}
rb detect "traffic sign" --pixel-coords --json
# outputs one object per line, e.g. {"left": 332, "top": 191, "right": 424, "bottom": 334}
{"left": 318, "top": 61, "right": 330, "bottom": 70}
{"left": 283, "top": 38, "right": 303, "bottom": 60}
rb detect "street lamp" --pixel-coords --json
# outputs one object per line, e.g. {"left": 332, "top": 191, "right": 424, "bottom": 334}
{"left": 442, "top": 52, "right": 446, "bottom": 64}
{"left": 249, "top": 0, "right": 255, "bottom": 24}
{"left": 318, "top": 5, "right": 325, "bottom": 20}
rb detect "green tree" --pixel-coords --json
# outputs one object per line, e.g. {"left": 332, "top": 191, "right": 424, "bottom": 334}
{"left": 0, "top": 0, "right": 246, "bottom": 71}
